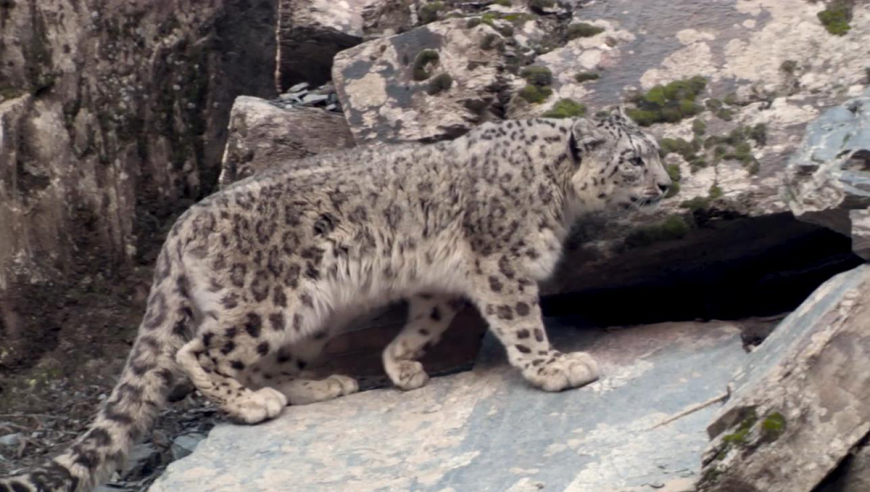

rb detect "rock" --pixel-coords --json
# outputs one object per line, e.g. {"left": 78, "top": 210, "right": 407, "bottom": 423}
{"left": 332, "top": 18, "right": 512, "bottom": 144}
{"left": 699, "top": 265, "right": 870, "bottom": 492}
{"left": 816, "top": 443, "right": 870, "bottom": 492}
{"left": 218, "top": 96, "right": 355, "bottom": 188}
{"left": 361, "top": 0, "right": 417, "bottom": 38}
{"left": 850, "top": 208, "right": 870, "bottom": 260}
{"left": 123, "top": 443, "right": 161, "bottom": 479}
{"left": 0, "top": 0, "right": 277, "bottom": 369}
{"left": 171, "top": 433, "right": 206, "bottom": 461}
{"left": 276, "top": 0, "right": 367, "bottom": 91}
{"left": 149, "top": 319, "right": 747, "bottom": 492}
{"left": 0, "top": 434, "right": 21, "bottom": 448}
{"left": 784, "top": 88, "right": 870, "bottom": 258}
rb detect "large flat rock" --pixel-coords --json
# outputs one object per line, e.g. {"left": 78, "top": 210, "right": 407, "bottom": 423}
{"left": 150, "top": 319, "right": 746, "bottom": 492}
{"left": 699, "top": 265, "right": 870, "bottom": 492}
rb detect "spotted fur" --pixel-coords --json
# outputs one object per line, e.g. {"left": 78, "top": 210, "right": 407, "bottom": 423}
{"left": 0, "top": 111, "right": 669, "bottom": 492}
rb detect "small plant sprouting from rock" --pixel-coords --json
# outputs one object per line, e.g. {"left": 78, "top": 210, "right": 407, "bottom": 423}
{"left": 426, "top": 73, "right": 453, "bottom": 95}
{"left": 0, "top": 86, "right": 26, "bottom": 101}
{"left": 543, "top": 99, "right": 587, "bottom": 118}
{"left": 493, "top": 0, "right": 512, "bottom": 6}
{"left": 705, "top": 97, "right": 735, "bottom": 121}
{"left": 721, "top": 410, "right": 758, "bottom": 447}
{"left": 817, "top": 0, "right": 852, "bottom": 36}
{"left": 625, "top": 215, "right": 692, "bottom": 248}
{"left": 519, "top": 85, "right": 553, "bottom": 103}
{"left": 413, "top": 50, "right": 440, "bottom": 81}
{"left": 419, "top": 1, "right": 444, "bottom": 24}
{"left": 467, "top": 17, "right": 483, "bottom": 28}
{"left": 567, "top": 22, "right": 605, "bottom": 39}
{"left": 519, "top": 66, "right": 554, "bottom": 104}
{"left": 529, "top": 0, "right": 555, "bottom": 12}
{"left": 480, "top": 33, "right": 501, "bottom": 50}
{"left": 761, "top": 412, "right": 786, "bottom": 441}
{"left": 780, "top": 60, "right": 799, "bottom": 74}
{"left": 660, "top": 137, "right": 707, "bottom": 170}
{"left": 521, "top": 66, "right": 553, "bottom": 86}
{"left": 665, "top": 164, "right": 682, "bottom": 198}
{"left": 574, "top": 72, "right": 600, "bottom": 83}
{"left": 692, "top": 119, "right": 707, "bottom": 136}
{"left": 626, "top": 76, "right": 707, "bottom": 126}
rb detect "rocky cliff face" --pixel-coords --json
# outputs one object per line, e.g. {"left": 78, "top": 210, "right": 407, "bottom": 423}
{"left": 0, "top": 0, "right": 277, "bottom": 369}
{"left": 2, "top": 0, "right": 870, "bottom": 490}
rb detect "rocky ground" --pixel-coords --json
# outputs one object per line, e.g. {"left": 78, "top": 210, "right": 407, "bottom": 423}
{"left": 2, "top": 0, "right": 870, "bottom": 490}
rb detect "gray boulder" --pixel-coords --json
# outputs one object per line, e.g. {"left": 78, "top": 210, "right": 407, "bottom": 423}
{"left": 276, "top": 0, "right": 368, "bottom": 91}
{"left": 333, "top": 18, "right": 512, "bottom": 144}
{"left": 218, "top": 96, "right": 355, "bottom": 188}
{"left": 149, "top": 318, "right": 746, "bottom": 492}
{"left": 699, "top": 265, "right": 870, "bottom": 492}
{"left": 784, "top": 88, "right": 870, "bottom": 259}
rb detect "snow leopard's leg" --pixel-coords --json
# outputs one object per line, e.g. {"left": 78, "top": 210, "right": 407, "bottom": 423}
{"left": 176, "top": 313, "right": 289, "bottom": 424}
{"left": 269, "top": 374, "right": 360, "bottom": 405}
{"left": 382, "top": 295, "right": 465, "bottom": 390}
{"left": 467, "top": 262, "right": 599, "bottom": 392}
{"left": 245, "top": 337, "right": 359, "bottom": 405}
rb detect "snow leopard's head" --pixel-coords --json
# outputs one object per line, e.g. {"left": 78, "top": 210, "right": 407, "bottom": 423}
{"left": 567, "top": 108, "right": 671, "bottom": 212}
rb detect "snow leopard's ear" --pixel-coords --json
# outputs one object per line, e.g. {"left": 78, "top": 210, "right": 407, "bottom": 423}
{"left": 569, "top": 118, "right": 606, "bottom": 163}
{"left": 616, "top": 104, "right": 629, "bottom": 119}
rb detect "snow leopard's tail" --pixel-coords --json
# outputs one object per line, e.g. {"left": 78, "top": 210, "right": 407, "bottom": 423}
{"left": 0, "top": 242, "right": 195, "bottom": 492}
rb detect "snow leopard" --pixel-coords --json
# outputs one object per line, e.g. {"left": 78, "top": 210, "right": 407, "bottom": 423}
{"left": 0, "top": 109, "right": 671, "bottom": 492}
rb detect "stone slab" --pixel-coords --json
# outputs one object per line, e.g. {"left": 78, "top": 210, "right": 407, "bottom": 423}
{"left": 150, "top": 319, "right": 746, "bottom": 492}
{"left": 700, "top": 265, "right": 870, "bottom": 492}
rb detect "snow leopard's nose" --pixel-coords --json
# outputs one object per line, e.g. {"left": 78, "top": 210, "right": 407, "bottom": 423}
{"left": 657, "top": 182, "right": 670, "bottom": 194}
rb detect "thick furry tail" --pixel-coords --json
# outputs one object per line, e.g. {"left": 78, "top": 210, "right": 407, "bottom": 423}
{"left": 0, "top": 247, "right": 194, "bottom": 492}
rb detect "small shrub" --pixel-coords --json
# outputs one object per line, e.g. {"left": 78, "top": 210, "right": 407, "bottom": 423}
{"left": 519, "top": 84, "right": 553, "bottom": 104}
{"left": 426, "top": 73, "right": 453, "bottom": 95}
{"left": 626, "top": 76, "right": 707, "bottom": 126}
{"left": 419, "top": 1, "right": 444, "bottom": 24}
{"left": 529, "top": 0, "right": 554, "bottom": 9}
{"left": 574, "top": 72, "right": 600, "bottom": 83}
{"left": 413, "top": 49, "right": 440, "bottom": 81}
{"left": 520, "top": 66, "right": 553, "bottom": 86}
{"left": 567, "top": 22, "right": 604, "bottom": 39}
{"left": 818, "top": 0, "right": 852, "bottom": 36}
{"left": 543, "top": 99, "right": 587, "bottom": 118}
{"left": 780, "top": 60, "right": 798, "bottom": 74}
{"left": 625, "top": 215, "right": 691, "bottom": 248}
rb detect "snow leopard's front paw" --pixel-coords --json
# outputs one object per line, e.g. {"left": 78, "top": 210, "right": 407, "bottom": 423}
{"left": 227, "top": 387, "right": 288, "bottom": 424}
{"left": 523, "top": 351, "right": 599, "bottom": 392}
{"left": 386, "top": 359, "right": 430, "bottom": 391}
{"left": 326, "top": 374, "right": 360, "bottom": 397}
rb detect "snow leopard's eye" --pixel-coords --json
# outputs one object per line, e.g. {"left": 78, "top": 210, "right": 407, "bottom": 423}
{"left": 629, "top": 156, "right": 645, "bottom": 167}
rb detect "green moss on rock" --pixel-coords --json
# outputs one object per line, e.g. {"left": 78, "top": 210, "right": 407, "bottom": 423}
{"left": 761, "top": 412, "right": 787, "bottom": 440}
{"left": 626, "top": 76, "right": 707, "bottom": 126}
{"left": 574, "top": 72, "right": 600, "bottom": 83}
{"left": 722, "top": 410, "right": 758, "bottom": 447}
{"left": 520, "top": 66, "right": 553, "bottom": 86}
{"left": 529, "top": 0, "right": 555, "bottom": 10}
{"left": 0, "top": 86, "right": 26, "bottom": 100}
{"left": 413, "top": 49, "right": 440, "bottom": 81}
{"left": 567, "top": 22, "right": 605, "bottom": 39}
{"left": 818, "top": 0, "right": 852, "bottom": 36}
{"left": 480, "top": 33, "right": 501, "bottom": 50}
{"left": 625, "top": 215, "right": 691, "bottom": 248}
{"left": 419, "top": 1, "right": 444, "bottom": 24}
{"left": 427, "top": 73, "right": 453, "bottom": 95}
{"left": 519, "top": 84, "right": 553, "bottom": 104}
{"left": 543, "top": 99, "right": 587, "bottom": 118}
{"left": 780, "top": 60, "right": 799, "bottom": 74}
